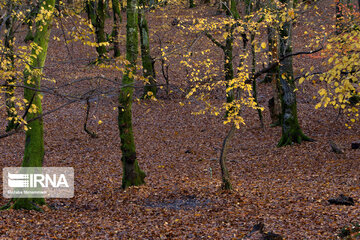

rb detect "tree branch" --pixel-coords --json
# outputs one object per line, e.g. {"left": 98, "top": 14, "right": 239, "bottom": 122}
{"left": 205, "top": 32, "right": 225, "bottom": 50}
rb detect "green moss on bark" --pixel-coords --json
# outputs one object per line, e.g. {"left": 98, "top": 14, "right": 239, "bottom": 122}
{"left": 277, "top": 2, "right": 312, "bottom": 147}
{"left": 86, "top": 0, "right": 107, "bottom": 60}
{"left": 118, "top": 0, "right": 145, "bottom": 189}
{"left": 139, "top": 0, "right": 157, "bottom": 97}
{"left": 4, "top": 0, "right": 55, "bottom": 210}
{"left": 112, "top": 0, "right": 122, "bottom": 58}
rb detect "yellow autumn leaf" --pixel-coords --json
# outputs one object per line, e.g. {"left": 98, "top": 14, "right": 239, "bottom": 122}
{"left": 299, "top": 77, "right": 305, "bottom": 84}
{"left": 288, "top": 9, "right": 295, "bottom": 19}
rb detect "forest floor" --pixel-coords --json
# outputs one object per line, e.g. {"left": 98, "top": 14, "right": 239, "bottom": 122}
{"left": 0, "top": 0, "right": 359, "bottom": 239}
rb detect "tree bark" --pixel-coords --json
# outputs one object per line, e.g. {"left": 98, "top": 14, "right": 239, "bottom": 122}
{"left": 189, "top": 0, "right": 195, "bottom": 8}
{"left": 277, "top": 0, "right": 312, "bottom": 147}
{"left": 112, "top": 0, "right": 122, "bottom": 58}
{"left": 250, "top": 33, "right": 264, "bottom": 129}
{"left": 224, "top": 25, "right": 234, "bottom": 103}
{"left": 4, "top": 1, "right": 17, "bottom": 132}
{"left": 118, "top": 0, "right": 145, "bottom": 189}
{"left": 139, "top": 0, "right": 157, "bottom": 97}
{"left": 86, "top": 0, "right": 107, "bottom": 60}
{"left": 24, "top": 0, "right": 35, "bottom": 42}
{"left": 219, "top": 123, "right": 235, "bottom": 190}
{"left": 4, "top": 0, "right": 56, "bottom": 210}
{"left": 267, "top": 26, "right": 282, "bottom": 126}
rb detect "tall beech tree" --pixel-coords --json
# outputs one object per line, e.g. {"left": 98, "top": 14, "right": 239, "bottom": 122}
{"left": 3, "top": 0, "right": 56, "bottom": 210}
{"left": 118, "top": 0, "right": 146, "bottom": 189}
{"left": 277, "top": 0, "right": 312, "bottom": 146}
{"left": 204, "top": 18, "right": 237, "bottom": 191}
{"left": 139, "top": 0, "right": 157, "bottom": 97}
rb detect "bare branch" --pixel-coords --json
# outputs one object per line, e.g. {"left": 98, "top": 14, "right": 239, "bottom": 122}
{"left": 205, "top": 31, "right": 225, "bottom": 50}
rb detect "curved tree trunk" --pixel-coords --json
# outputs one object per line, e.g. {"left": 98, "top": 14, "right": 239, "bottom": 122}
{"left": 277, "top": 0, "right": 312, "bottom": 147}
{"left": 219, "top": 123, "right": 235, "bottom": 190}
{"left": 118, "top": 0, "right": 145, "bottom": 189}
{"left": 4, "top": 0, "right": 56, "bottom": 210}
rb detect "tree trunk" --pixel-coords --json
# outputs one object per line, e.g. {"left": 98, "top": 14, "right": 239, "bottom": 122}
{"left": 189, "top": 0, "right": 195, "bottom": 8}
{"left": 219, "top": 123, "right": 235, "bottom": 190}
{"left": 139, "top": 0, "right": 157, "bottom": 97}
{"left": 230, "top": 0, "right": 239, "bottom": 18}
{"left": 4, "top": 1, "right": 17, "bottom": 132}
{"left": 118, "top": 0, "right": 145, "bottom": 189}
{"left": 86, "top": 0, "right": 107, "bottom": 60}
{"left": 112, "top": 0, "right": 122, "bottom": 58}
{"left": 277, "top": 0, "right": 312, "bottom": 147}
{"left": 24, "top": 0, "right": 35, "bottom": 42}
{"left": 224, "top": 25, "right": 234, "bottom": 103}
{"left": 267, "top": 26, "right": 282, "bottom": 126}
{"left": 250, "top": 33, "right": 264, "bottom": 129}
{"left": 95, "top": 0, "right": 107, "bottom": 59}
{"left": 4, "top": 0, "right": 56, "bottom": 210}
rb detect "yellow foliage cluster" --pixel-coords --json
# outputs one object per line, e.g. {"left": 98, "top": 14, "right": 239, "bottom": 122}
{"left": 314, "top": 9, "right": 360, "bottom": 126}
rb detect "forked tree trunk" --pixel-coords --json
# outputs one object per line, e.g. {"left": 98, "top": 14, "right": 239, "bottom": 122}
{"left": 3, "top": 0, "right": 56, "bottom": 210}
{"left": 139, "top": 0, "right": 157, "bottom": 97}
{"left": 277, "top": 0, "right": 312, "bottom": 147}
{"left": 118, "top": 0, "right": 146, "bottom": 189}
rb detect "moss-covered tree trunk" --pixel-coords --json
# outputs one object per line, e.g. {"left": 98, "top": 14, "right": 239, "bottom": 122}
{"left": 229, "top": 0, "right": 239, "bottom": 18}
{"left": 4, "top": 1, "right": 17, "bottom": 132}
{"left": 4, "top": 0, "right": 56, "bottom": 210}
{"left": 189, "top": 0, "right": 195, "bottom": 8}
{"left": 86, "top": 0, "right": 107, "bottom": 60}
{"left": 277, "top": 0, "right": 312, "bottom": 147}
{"left": 118, "top": 0, "right": 145, "bottom": 189}
{"left": 138, "top": 0, "right": 157, "bottom": 97}
{"left": 24, "top": 0, "right": 35, "bottom": 42}
{"left": 96, "top": 0, "right": 107, "bottom": 59}
{"left": 112, "top": 0, "right": 122, "bottom": 57}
